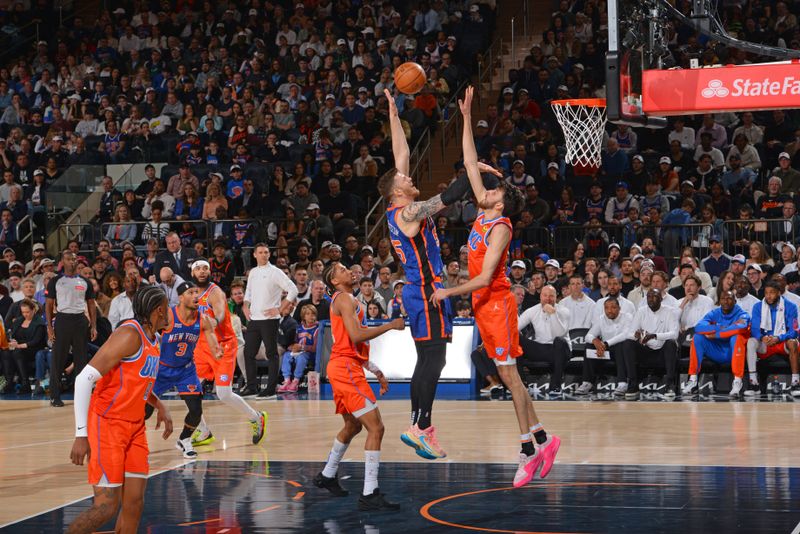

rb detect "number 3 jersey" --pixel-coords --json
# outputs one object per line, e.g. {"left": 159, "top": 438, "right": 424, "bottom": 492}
{"left": 159, "top": 306, "right": 202, "bottom": 368}
{"left": 90, "top": 319, "right": 161, "bottom": 422}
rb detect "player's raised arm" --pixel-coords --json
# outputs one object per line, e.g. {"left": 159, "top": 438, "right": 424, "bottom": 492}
{"left": 334, "top": 293, "right": 405, "bottom": 344}
{"left": 431, "top": 224, "right": 512, "bottom": 304}
{"left": 385, "top": 88, "right": 410, "bottom": 176}
{"left": 460, "top": 86, "right": 491, "bottom": 201}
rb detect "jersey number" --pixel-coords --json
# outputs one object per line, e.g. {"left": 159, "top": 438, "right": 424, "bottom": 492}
{"left": 175, "top": 343, "right": 188, "bottom": 357}
{"left": 390, "top": 239, "right": 407, "bottom": 263}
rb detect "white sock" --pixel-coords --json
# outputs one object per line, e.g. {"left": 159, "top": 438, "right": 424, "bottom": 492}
{"left": 688, "top": 375, "right": 697, "bottom": 383}
{"left": 793, "top": 374, "right": 799, "bottom": 385}
{"left": 749, "top": 372, "right": 758, "bottom": 382}
{"left": 217, "top": 385, "right": 260, "bottom": 421}
{"left": 363, "top": 450, "right": 380, "bottom": 496}
{"left": 197, "top": 417, "right": 210, "bottom": 435}
{"left": 322, "top": 439, "right": 349, "bottom": 478}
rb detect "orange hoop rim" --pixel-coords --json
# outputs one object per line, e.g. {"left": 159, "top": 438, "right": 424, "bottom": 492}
{"left": 550, "top": 98, "right": 606, "bottom": 108}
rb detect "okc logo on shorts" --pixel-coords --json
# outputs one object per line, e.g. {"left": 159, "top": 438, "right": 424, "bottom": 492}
{"left": 701, "top": 79, "right": 729, "bottom": 98}
{"left": 220, "top": 374, "right": 229, "bottom": 383}
{"left": 495, "top": 347, "right": 504, "bottom": 356}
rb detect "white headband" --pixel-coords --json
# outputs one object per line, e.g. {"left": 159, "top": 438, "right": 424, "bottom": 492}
{"left": 191, "top": 260, "right": 210, "bottom": 271}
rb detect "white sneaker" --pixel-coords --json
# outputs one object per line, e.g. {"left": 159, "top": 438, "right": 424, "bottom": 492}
{"left": 575, "top": 381, "right": 593, "bottom": 395}
{"left": 176, "top": 437, "right": 198, "bottom": 459}
{"left": 682, "top": 379, "right": 698, "bottom": 396}
{"left": 729, "top": 378, "right": 743, "bottom": 397}
{"left": 743, "top": 380, "right": 760, "bottom": 397}
{"left": 612, "top": 383, "right": 628, "bottom": 397}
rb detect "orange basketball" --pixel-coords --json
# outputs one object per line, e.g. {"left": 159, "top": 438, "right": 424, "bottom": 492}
{"left": 394, "top": 62, "right": 427, "bottom": 95}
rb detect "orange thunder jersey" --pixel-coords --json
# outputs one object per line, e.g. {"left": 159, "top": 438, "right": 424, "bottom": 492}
{"left": 467, "top": 211, "right": 513, "bottom": 296}
{"left": 197, "top": 283, "right": 235, "bottom": 342}
{"left": 329, "top": 291, "right": 369, "bottom": 362}
{"left": 90, "top": 320, "right": 161, "bottom": 422}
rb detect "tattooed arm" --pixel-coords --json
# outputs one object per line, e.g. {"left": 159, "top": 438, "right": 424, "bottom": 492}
{"left": 399, "top": 194, "right": 445, "bottom": 223}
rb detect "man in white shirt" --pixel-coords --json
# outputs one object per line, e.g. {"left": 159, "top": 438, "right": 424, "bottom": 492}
{"left": 639, "top": 271, "right": 679, "bottom": 311}
{"left": 576, "top": 297, "right": 632, "bottom": 395}
{"left": 677, "top": 274, "right": 715, "bottom": 346}
{"left": 242, "top": 243, "right": 299, "bottom": 398}
{"left": 735, "top": 274, "right": 759, "bottom": 317}
{"left": 593, "top": 274, "right": 635, "bottom": 319}
{"left": 108, "top": 266, "right": 141, "bottom": 328}
{"left": 668, "top": 117, "right": 695, "bottom": 150}
{"left": 622, "top": 288, "right": 680, "bottom": 400}
{"left": 628, "top": 260, "right": 654, "bottom": 308}
{"left": 157, "top": 267, "right": 185, "bottom": 308}
{"left": 562, "top": 274, "right": 594, "bottom": 330}
{"left": 141, "top": 178, "right": 176, "bottom": 219}
{"left": 517, "top": 285, "right": 571, "bottom": 395}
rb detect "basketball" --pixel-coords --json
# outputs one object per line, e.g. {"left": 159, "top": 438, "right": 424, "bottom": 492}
{"left": 394, "top": 62, "right": 427, "bottom": 95}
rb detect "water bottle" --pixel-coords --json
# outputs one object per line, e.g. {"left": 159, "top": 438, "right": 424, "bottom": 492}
{"left": 772, "top": 377, "right": 782, "bottom": 396}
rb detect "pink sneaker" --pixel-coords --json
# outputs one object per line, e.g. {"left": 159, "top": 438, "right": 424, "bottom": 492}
{"left": 276, "top": 379, "right": 291, "bottom": 393}
{"left": 419, "top": 425, "right": 447, "bottom": 459}
{"left": 537, "top": 435, "right": 561, "bottom": 479}
{"left": 286, "top": 378, "right": 300, "bottom": 392}
{"left": 513, "top": 452, "right": 544, "bottom": 488}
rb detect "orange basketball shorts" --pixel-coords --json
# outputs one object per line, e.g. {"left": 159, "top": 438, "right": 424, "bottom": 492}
{"left": 473, "top": 292, "right": 523, "bottom": 363}
{"left": 87, "top": 410, "right": 149, "bottom": 487}
{"left": 195, "top": 336, "right": 238, "bottom": 387}
{"left": 327, "top": 356, "right": 377, "bottom": 418}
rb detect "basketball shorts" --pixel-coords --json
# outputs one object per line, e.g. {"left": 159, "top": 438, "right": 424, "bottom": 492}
{"left": 473, "top": 292, "right": 523, "bottom": 364}
{"left": 153, "top": 361, "right": 203, "bottom": 397}
{"left": 87, "top": 410, "right": 148, "bottom": 487}
{"left": 327, "top": 356, "right": 377, "bottom": 418}
{"left": 756, "top": 340, "right": 791, "bottom": 359}
{"left": 195, "top": 336, "right": 238, "bottom": 387}
{"left": 402, "top": 281, "right": 453, "bottom": 343}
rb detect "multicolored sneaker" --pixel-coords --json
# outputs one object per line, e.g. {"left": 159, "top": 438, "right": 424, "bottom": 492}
{"left": 191, "top": 428, "right": 216, "bottom": 447}
{"left": 538, "top": 435, "right": 561, "bottom": 479}
{"left": 251, "top": 411, "right": 268, "bottom": 445}
{"left": 419, "top": 425, "right": 447, "bottom": 459}
{"left": 400, "top": 424, "right": 446, "bottom": 459}
{"left": 513, "top": 452, "right": 543, "bottom": 488}
{"left": 400, "top": 425, "right": 433, "bottom": 459}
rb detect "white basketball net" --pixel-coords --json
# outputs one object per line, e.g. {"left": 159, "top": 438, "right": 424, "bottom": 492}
{"left": 551, "top": 101, "right": 607, "bottom": 168}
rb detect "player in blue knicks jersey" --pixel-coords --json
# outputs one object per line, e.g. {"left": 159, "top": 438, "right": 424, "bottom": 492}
{"left": 145, "top": 281, "right": 222, "bottom": 459}
{"left": 379, "top": 88, "right": 503, "bottom": 460}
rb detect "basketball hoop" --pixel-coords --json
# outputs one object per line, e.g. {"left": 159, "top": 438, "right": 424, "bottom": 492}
{"left": 550, "top": 99, "right": 607, "bottom": 168}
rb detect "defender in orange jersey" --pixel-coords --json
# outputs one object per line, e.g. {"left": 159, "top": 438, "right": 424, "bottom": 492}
{"left": 431, "top": 86, "right": 562, "bottom": 489}
{"left": 68, "top": 286, "right": 173, "bottom": 534}
{"left": 313, "top": 261, "right": 405, "bottom": 511}
{"left": 189, "top": 259, "right": 267, "bottom": 447}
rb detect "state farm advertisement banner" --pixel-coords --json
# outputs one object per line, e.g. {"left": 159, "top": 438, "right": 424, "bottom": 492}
{"left": 642, "top": 62, "right": 800, "bottom": 115}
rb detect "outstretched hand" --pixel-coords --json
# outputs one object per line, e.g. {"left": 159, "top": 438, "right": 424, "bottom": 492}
{"left": 477, "top": 162, "right": 503, "bottom": 177}
{"left": 384, "top": 88, "right": 398, "bottom": 117}
{"left": 458, "top": 85, "right": 474, "bottom": 116}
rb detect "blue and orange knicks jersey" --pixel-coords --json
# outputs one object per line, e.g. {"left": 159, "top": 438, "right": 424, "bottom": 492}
{"left": 197, "top": 283, "right": 235, "bottom": 342}
{"left": 90, "top": 319, "right": 160, "bottom": 422}
{"left": 160, "top": 306, "right": 201, "bottom": 368}
{"left": 468, "top": 212, "right": 513, "bottom": 297}
{"left": 386, "top": 205, "right": 444, "bottom": 286}
{"left": 330, "top": 291, "right": 369, "bottom": 362}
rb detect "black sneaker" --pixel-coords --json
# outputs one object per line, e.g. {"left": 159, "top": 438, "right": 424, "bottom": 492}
{"left": 358, "top": 489, "right": 400, "bottom": 511}
{"left": 662, "top": 385, "right": 676, "bottom": 400}
{"left": 50, "top": 398, "right": 64, "bottom": 407}
{"left": 624, "top": 389, "right": 640, "bottom": 401}
{"left": 744, "top": 380, "right": 761, "bottom": 397}
{"left": 257, "top": 388, "right": 277, "bottom": 399}
{"left": 313, "top": 472, "right": 349, "bottom": 497}
{"left": 239, "top": 386, "right": 259, "bottom": 398}
{"left": 791, "top": 383, "right": 800, "bottom": 398}
{"left": 33, "top": 385, "right": 44, "bottom": 396}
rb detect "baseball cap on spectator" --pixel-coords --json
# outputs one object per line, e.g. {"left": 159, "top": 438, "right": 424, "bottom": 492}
{"left": 145, "top": 87, "right": 155, "bottom": 93}
{"left": 40, "top": 258, "right": 55, "bottom": 267}
{"left": 361, "top": 245, "right": 374, "bottom": 254}
{"left": 337, "top": 38, "right": 346, "bottom": 45}
{"left": 511, "top": 260, "right": 526, "bottom": 270}
{"left": 709, "top": 234, "right": 721, "bottom": 243}
{"left": 460, "top": 245, "right": 469, "bottom": 253}
{"left": 470, "top": 4, "right": 480, "bottom": 11}
{"left": 230, "top": 164, "right": 242, "bottom": 171}
{"left": 545, "top": 259, "right": 560, "bottom": 269}
{"left": 513, "top": 160, "right": 524, "bottom": 167}
{"left": 341, "top": 81, "right": 352, "bottom": 88}
{"left": 608, "top": 243, "right": 621, "bottom": 251}
{"left": 248, "top": 8, "right": 258, "bottom": 15}
{"left": 306, "top": 203, "right": 320, "bottom": 211}
{"left": 659, "top": 156, "right": 671, "bottom": 164}
{"left": 747, "top": 264, "right": 762, "bottom": 273}
{"left": 325, "top": 94, "right": 336, "bottom": 100}
{"left": 86, "top": 67, "right": 96, "bottom": 74}
{"left": 518, "top": 88, "right": 528, "bottom": 95}
{"left": 783, "top": 242, "right": 797, "bottom": 255}
{"left": 392, "top": 280, "right": 405, "bottom": 289}
{"left": 329, "top": 244, "right": 342, "bottom": 252}
{"left": 33, "top": 243, "right": 45, "bottom": 252}
{"left": 3, "top": 248, "right": 14, "bottom": 255}
{"left": 632, "top": 254, "right": 644, "bottom": 262}
{"left": 447, "top": 36, "right": 457, "bottom": 42}
{"left": 476, "top": 120, "right": 488, "bottom": 128}
{"left": 557, "top": 85, "right": 568, "bottom": 92}
{"left": 405, "top": 43, "right": 416, "bottom": 50}
{"left": 120, "top": 240, "right": 136, "bottom": 251}
{"left": 502, "top": 87, "right": 513, "bottom": 95}
{"left": 573, "top": 63, "right": 585, "bottom": 71}
{"left": 33, "top": 169, "right": 44, "bottom": 176}
{"left": 681, "top": 180, "right": 695, "bottom": 188}
{"left": 321, "top": 241, "right": 333, "bottom": 249}
{"left": 9, "top": 261, "right": 23, "bottom": 270}
{"left": 112, "top": 7, "right": 125, "bottom": 14}
{"left": 357, "top": 87, "right": 368, "bottom": 93}
{"left": 295, "top": 3, "right": 305, "bottom": 9}
{"left": 632, "top": 155, "right": 644, "bottom": 163}
{"left": 377, "top": 39, "right": 387, "bottom": 46}
{"left": 547, "top": 162, "right": 559, "bottom": 170}
{"left": 640, "top": 259, "right": 656, "bottom": 272}
{"left": 731, "top": 254, "right": 746, "bottom": 264}
{"left": 537, "top": 253, "right": 551, "bottom": 262}
{"left": 362, "top": 27, "right": 374, "bottom": 34}
{"left": 209, "top": 172, "right": 223, "bottom": 180}
{"left": 780, "top": 152, "right": 791, "bottom": 160}
{"left": 615, "top": 181, "right": 629, "bottom": 190}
